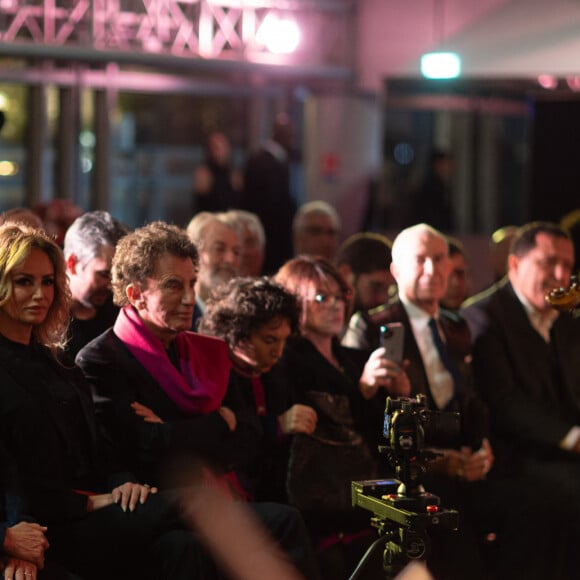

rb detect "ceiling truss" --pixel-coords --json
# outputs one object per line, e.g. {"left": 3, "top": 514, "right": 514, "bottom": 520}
{"left": 0, "top": 0, "right": 353, "bottom": 66}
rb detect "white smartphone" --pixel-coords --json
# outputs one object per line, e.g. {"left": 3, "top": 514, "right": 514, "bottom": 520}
{"left": 379, "top": 323, "right": 405, "bottom": 365}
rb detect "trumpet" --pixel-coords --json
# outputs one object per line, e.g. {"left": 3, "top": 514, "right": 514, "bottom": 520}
{"left": 545, "top": 276, "right": 580, "bottom": 311}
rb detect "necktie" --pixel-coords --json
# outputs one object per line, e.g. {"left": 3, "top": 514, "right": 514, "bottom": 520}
{"left": 428, "top": 317, "right": 459, "bottom": 387}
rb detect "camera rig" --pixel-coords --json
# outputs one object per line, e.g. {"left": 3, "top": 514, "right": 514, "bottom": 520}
{"left": 350, "top": 395, "right": 460, "bottom": 579}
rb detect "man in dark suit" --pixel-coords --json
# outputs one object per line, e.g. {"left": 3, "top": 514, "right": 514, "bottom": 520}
{"left": 343, "top": 224, "right": 491, "bottom": 478}
{"left": 462, "top": 222, "right": 580, "bottom": 554}
{"left": 76, "top": 222, "right": 319, "bottom": 579}
{"left": 343, "top": 223, "right": 560, "bottom": 579}
{"left": 240, "top": 113, "right": 296, "bottom": 274}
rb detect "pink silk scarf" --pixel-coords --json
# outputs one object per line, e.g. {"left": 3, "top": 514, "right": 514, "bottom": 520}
{"left": 114, "top": 305, "right": 231, "bottom": 415}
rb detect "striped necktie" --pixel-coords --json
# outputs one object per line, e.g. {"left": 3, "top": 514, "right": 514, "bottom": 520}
{"left": 428, "top": 317, "right": 460, "bottom": 388}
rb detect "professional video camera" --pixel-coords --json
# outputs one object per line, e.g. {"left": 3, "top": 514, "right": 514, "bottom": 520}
{"left": 350, "top": 395, "right": 460, "bottom": 579}
{"left": 381, "top": 395, "right": 461, "bottom": 495}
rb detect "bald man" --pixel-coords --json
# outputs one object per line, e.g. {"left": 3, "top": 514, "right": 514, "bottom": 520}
{"left": 343, "top": 223, "right": 554, "bottom": 580}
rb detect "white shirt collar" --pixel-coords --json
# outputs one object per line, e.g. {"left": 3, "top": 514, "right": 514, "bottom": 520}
{"left": 512, "top": 285, "right": 558, "bottom": 341}
{"left": 512, "top": 285, "right": 557, "bottom": 321}
{"left": 399, "top": 292, "right": 439, "bottom": 325}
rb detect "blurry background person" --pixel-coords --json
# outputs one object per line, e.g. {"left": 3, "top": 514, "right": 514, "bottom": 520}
{"left": 226, "top": 210, "right": 265, "bottom": 277}
{"left": 0, "top": 207, "right": 44, "bottom": 230}
{"left": 410, "top": 150, "right": 455, "bottom": 232}
{"left": 192, "top": 131, "right": 242, "bottom": 215}
{"left": 560, "top": 208, "right": 580, "bottom": 278}
{"left": 440, "top": 237, "right": 469, "bottom": 311}
{"left": 63, "top": 210, "right": 129, "bottom": 357}
{"left": 241, "top": 113, "right": 296, "bottom": 274}
{"left": 31, "top": 200, "right": 83, "bottom": 247}
{"left": 488, "top": 225, "right": 518, "bottom": 282}
{"left": 335, "top": 232, "right": 394, "bottom": 314}
{"left": 292, "top": 200, "right": 341, "bottom": 263}
{"left": 186, "top": 211, "right": 242, "bottom": 328}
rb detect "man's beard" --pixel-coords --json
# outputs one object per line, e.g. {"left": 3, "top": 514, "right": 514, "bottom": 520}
{"left": 207, "top": 265, "right": 237, "bottom": 288}
{"left": 85, "top": 289, "right": 111, "bottom": 309}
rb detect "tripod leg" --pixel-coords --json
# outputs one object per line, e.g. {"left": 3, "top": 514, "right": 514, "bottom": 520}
{"left": 349, "top": 535, "right": 389, "bottom": 580}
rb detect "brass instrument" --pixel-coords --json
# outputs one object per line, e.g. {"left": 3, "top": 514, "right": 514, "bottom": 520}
{"left": 545, "top": 276, "right": 580, "bottom": 311}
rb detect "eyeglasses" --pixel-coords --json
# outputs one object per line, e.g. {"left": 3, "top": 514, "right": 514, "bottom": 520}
{"left": 312, "top": 292, "right": 352, "bottom": 306}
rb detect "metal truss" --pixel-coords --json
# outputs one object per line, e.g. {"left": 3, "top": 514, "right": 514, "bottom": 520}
{"left": 0, "top": 0, "right": 353, "bottom": 67}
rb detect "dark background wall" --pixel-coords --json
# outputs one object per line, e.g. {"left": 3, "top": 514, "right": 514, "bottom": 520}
{"left": 530, "top": 99, "right": 580, "bottom": 223}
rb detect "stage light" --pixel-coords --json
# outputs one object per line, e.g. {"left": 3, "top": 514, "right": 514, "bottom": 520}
{"left": 537, "top": 75, "right": 558, "bottom": 89}
{"left": 256, "top": 13, "right": 300, "bottom": 54}
{"left": 420, "top": 52, "right": 461, "bottom": 79}
{"left": 420, "top": 0, "right": 460, "bottom": 79}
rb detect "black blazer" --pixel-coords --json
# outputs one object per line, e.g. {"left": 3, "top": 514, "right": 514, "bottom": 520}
{"left": 76, "top": 329, "right": 236, "bottom": 485}
{"left": 462, "top": 280, "right": 580, "bottom": 465}
{"left": 0, "top": 336, "right": 116, "bottom": 524}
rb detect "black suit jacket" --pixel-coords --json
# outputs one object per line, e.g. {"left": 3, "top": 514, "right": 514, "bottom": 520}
{"left": 76, "top": 329, "right": 238, "bottom": 485}
{"left": 462, "top": 280, "right": 580, "bottom": 468}
{"left": 343, "top": 298, "right": 487, "bottom": 449}
{"left": 264, "top": 336, "right": 376, "bottom": 439}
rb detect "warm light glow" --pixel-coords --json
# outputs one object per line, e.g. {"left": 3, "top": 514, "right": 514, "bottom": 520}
{"left": 0, "top": 161, "right": 19, "bottom": 176}
{"left": 256, "top": 14, "right": 300, "bottom": 54}
{"left": 537, "top": 75, "right": 558, "bottom": 89}
{"left": 0, "top": 93, "right": 7, "bottom": 109}
{"left": 421, "top": 52, "right": 461, "bottom": 79}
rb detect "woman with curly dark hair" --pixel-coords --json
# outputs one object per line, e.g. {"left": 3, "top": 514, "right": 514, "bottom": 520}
{"left": 198, "top": 276, "right": 318, "bottom": 502}
{"left": 198, "top": 276, "right": 298, "bottom": 375}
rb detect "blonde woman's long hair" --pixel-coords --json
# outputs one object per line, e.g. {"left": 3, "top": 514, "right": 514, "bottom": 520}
{"left": 0, "top": 223, "right": 71, "bottom": 352}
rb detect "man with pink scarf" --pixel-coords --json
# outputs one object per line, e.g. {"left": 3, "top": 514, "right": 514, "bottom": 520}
{"left": 76, "top": 221, "right": 319, "bottom": 579}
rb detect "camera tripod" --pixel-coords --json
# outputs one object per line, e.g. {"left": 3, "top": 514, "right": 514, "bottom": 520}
{"left": 349, "top": 479, "right": 459, "bottom": 580}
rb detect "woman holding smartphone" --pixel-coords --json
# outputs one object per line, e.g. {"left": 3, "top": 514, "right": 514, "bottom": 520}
{"left": 268, "top": 255, "right": 409, "bottom": 580}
